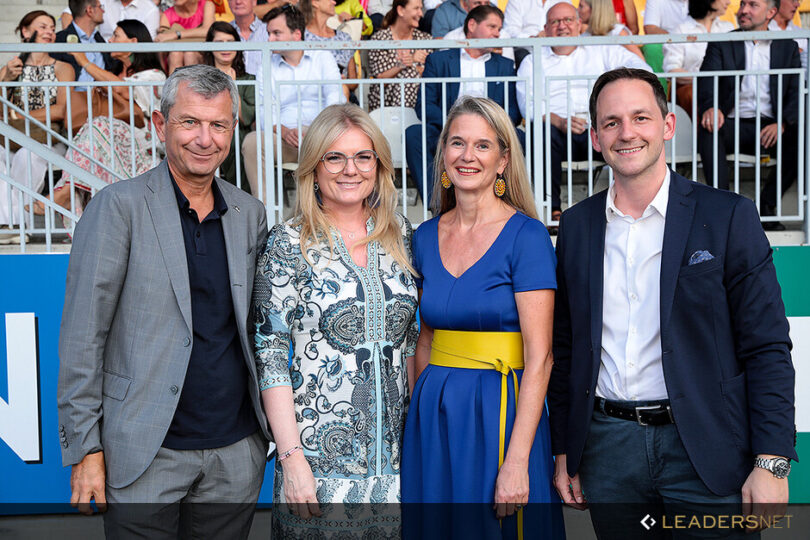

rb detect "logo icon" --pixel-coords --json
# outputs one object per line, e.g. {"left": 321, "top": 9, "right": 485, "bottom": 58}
{"left": 641, "top": 514, "right": 657, "bottom": 530}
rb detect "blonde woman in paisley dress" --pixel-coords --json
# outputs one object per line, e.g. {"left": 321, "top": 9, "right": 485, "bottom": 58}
{"left": 252, "top": 103, "right": 419, "bottom": 537}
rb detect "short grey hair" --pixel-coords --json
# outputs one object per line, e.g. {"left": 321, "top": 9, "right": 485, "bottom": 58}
{"left": 160, "top": 64, "right": 239, "bottom": 123}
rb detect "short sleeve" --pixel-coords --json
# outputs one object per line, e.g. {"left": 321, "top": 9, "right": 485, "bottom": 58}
{"left": 253, "top": 224, "right": 299, "bottom": 390}
{"left": 511, "top": 216, "right": 557, "bottom": 292}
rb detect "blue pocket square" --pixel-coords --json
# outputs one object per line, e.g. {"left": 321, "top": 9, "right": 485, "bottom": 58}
{"left": 688, "top": 250, "right": 714, "bottom": 265}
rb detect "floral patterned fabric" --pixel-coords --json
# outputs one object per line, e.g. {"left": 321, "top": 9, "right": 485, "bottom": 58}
{"left": 253, "top": 214, "right": 418, "bottom": 537}
{"left": 12, "top": 63, "right": 58, "bottom": 111}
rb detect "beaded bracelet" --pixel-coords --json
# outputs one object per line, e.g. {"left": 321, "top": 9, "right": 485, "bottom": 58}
{"left": 278, "top": 445, "right": 302, "bottom": 461}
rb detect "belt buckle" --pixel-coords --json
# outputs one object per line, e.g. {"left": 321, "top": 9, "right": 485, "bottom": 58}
{"left": 634, "top": 405, "right": 662, "bottom": 426}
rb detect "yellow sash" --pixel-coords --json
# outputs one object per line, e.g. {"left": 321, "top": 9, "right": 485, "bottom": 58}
{"left": 429, "top": 329, "right": 525, "bottom": 537}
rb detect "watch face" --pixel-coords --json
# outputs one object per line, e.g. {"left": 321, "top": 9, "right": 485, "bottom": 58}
{"left": 773, "top": 459, "right": 791, "bottom": 477}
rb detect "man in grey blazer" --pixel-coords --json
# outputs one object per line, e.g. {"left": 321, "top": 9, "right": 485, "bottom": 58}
{"left": 57, "top": 64, "right": 270, "bottom": 537}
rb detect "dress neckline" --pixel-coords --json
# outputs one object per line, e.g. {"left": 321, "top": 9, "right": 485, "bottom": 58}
{"left": 435, "top": 211, "right": 520, "bottom": 280}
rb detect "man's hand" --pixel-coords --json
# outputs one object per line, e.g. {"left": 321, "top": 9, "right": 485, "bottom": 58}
{"left": 760, "top": 123, "right": 784, "bottom": 149}
{"left": 553, "top": 454, "right": 587, "bottom": 510}
{"left": 550, "top": 113, "right": 587, "bottom": 135}
{"left": 741, "top": 457, "right": 789, "bottom": 532}
{"left": 280, "top": 125, "right": 300, "bottom": 148}
{"left": 701, "top": 108, "right": 725, "bottom": 132}
{"left": 70, "top": 451, "right": 107, "bottom": 515}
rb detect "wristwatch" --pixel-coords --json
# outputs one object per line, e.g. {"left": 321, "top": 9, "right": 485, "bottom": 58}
{"left": 754, "top": 457, "right": 791, "bottom": 479}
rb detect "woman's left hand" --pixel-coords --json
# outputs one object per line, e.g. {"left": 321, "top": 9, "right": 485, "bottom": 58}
{"left": 70, "top": 51, "right": 88, "bottom": 65}
{"left": 493, "top": 459, "right": 530, "bottom": 518}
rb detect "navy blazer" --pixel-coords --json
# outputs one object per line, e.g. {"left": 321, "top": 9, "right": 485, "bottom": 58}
{"left": 52, "top": 23, "right": 120, "bottom": 80}
{"left": 416, "top": 48, "right": 520, "bottom": 142}
{"left": 549, "top": 171, "right": 797, "bottom": 496}
{"left": 698, "top": 30, "right": 801, "bottom": 125}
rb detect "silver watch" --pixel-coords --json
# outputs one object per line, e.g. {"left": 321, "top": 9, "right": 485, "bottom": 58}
{"left": 754, "top": 457, "right": 791, "bottom": 479}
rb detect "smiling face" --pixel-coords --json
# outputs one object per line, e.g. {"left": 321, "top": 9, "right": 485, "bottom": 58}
{"left": 210, "top": 30, "right": 237, "bottom": 67}
{"left": 153, "top": 83, "right": 235, "bottom": 184}
{"left": 315, "top": 126, "right": 378, "bottom": 213}
{"left": 545, "top": 2, "right": 581, "bottom": 38}
{"left": 397, "top": 0, "right": 423, "bottom": 29}
{"left": 737, "top": 0, "right": 777, "bottom": 31}
{"left": 442, "top": 113, "right": 507, "bottom": 195}
{"left": 591, "top": 79, "right": 675, "bottom": 183}
{"left": 22, "top": 15, "right": 56, "bottom": 43}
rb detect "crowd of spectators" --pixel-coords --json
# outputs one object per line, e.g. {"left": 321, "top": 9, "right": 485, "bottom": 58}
{"left": 1, "top": 0, "right": 808, "bottom": 244}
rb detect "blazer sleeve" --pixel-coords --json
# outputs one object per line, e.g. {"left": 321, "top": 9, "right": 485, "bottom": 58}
{"left": 698, "top": 41, "right": 724, "bottom": 116}
{"left": 724, "top": 197, "right": 797, "bottom": 461}
{"left": 57, "top": 186, "right": 132, "bottom": 467}
{"left": 781, "top": 40, "right": 802, "bottom": 126}
{"left": 419, "top": 53, "right": 443, "bottom": 140}
{"left": 549, "top": 211, "right": 572, "bottom": 456}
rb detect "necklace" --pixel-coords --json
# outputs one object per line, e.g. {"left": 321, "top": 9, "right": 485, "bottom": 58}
{"left": 338, "top": 226, "right": 365, "bottom": 240}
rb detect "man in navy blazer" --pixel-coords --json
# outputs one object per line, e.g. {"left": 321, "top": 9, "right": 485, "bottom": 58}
{"left": 405, "top": 5, "right": 520, "bottom": 205}
{"left": 550, "top": 68, "right": 796, "bottom": 538}
{"left": 697, "top": 0, "right": 800, "bottom": 230}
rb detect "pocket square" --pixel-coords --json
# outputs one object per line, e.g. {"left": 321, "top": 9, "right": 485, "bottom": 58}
{"left": 688, "top": 250, "right": 714, "bottom": 265}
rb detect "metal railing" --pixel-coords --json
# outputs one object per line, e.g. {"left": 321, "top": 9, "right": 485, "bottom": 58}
{"left": 0, "top": 30, "right": 808, "bottom": 250}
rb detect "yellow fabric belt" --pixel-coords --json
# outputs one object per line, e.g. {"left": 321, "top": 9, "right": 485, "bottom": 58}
{"left": 429, "top": 329, "right": 525, "bottom": 537}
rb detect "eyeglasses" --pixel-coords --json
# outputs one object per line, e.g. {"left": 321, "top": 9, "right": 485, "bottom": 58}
{"left": 547, "top": 16, "right": 577, "bottom": 27}
{"left": 320, "top": 150, "right": 378, "bottom": 173}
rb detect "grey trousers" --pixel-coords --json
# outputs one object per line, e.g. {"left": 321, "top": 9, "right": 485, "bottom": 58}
{"left": 104, "top": 430, "right": 267, "bottom": 540}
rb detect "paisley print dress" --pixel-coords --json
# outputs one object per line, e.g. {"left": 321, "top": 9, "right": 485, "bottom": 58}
{"left": 253, "top": 214, "right": 418, "bottom": 538}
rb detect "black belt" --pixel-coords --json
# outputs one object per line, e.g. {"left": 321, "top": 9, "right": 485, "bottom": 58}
{"left": 595, "top": 398, "right": 674, "bottom": 426}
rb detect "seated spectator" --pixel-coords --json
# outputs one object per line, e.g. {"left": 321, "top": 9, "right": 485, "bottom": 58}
{"left": 579, "top": 0, "right": 643, "bottom": 58}
{"left": 301, "top": 0, "right": 359, "bottom": 98}
{"left": 45, "top": 19, "right": 166, "bottom": 216}
{"left": 406, "top": 5, "right": 520, "bottom": 204}
{"left": 443, "top": 19, "right": 516, "bottom": 61}
{"left": 698, "top": 0, "right": 800, "bottom": 229}
{"left": 53, "top": 0, "right": 120, "bottom": 82}
{"left": 368, "top": 0, "right": 431, "bottom": 110}
{"left": 204, "top": 21, "right": 256, "bottom": 189}
{"left": 663, "top": 0, "right": 733, "bottom": 114}
{"left": 229, "top": 0, "right": 269, "bottom": 76}
{"left": 335, "top": 0, "right": 375, "bottom": 36}
{"left": 516, "top": 0, "right": 650, "bottom": 224}
{"left": 769, "top": 0, "right": 807, "bottom": 68}
{"left": 431, "top": 0, "right": 488, "bottom": 37}
{"left": 60, "top": 0, "right": 162, "bottom": 40}
{"left": 242, "top": 4, "right": 344, "bottom": 199}
{"left": 0, "top": 10, "right": 74, "bottom": 235}
{"left": 644, "top": 0, "right": 690, "bottom": 34}
{"left": 155, "top": 0, "right": 216, "bottom": 73}
{"left": 367, "top": 0, "right": 394, "bottom": 31}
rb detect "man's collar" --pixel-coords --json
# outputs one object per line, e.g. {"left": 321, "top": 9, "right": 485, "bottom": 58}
{"left": 461, "top": 48, "right": 491, "bottom": 62}
{"left": 169, "top": 170, "right": 228, "bottom": 217}
{"left": 605, "top": 168, "right": 670, "bottom": 223}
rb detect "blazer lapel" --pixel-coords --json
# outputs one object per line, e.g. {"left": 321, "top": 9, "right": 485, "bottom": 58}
{"left": 659, "top": 172, "right": 696, "bottom": 336}
{"left": 217, "top": 179, "right": 249, "bottom": 337}
{"left": 589, "top": 193, "right": 607, "bottom": 378}
{"left": 144, "top": 161, "right": 192, "bottom": 333}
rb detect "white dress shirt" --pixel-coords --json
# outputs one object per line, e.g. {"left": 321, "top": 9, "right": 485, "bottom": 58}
{"left": 459, "top": 49, "right": 490, "bottom": 100}
{"left": 503, "top": 0, "right": 546, "bottom": 39}
{"left": 516, "top": 44, "right": 651, "bottom": 119}
{"left": 769, "top": 18, "right": 808, "bottom": 69}
{"left": 643, "top": 0, "right": 689, "bottom": 33}
{"left": 231, "top": 16, "right": 270, "bottom": 76}
{"left": 256, "top": 50, "right": 344, "bottom": 130}
{"left": 662, "top": 17, "right": 734, "bottom": 73}
{"left": 732, "top": 40, "right": 774, "bottom": 119}
{"left": 598, "top": 170, "right": 671, "bottom": 402}
{"left": 63, "top": 0, "right": 161, "bottom": 40}
{"left": 443, "top": 25, "right": 516, "bottom": 60}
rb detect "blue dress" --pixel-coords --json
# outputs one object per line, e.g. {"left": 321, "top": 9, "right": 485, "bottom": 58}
{"left": 402, "top": 212, "right": 565, "bottom": 539}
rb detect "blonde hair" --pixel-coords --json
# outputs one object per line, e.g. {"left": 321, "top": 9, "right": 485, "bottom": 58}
{"left": 586, "top": 0, "right": 618, "bottom": 37}
{"left": 294, "top": 104, "right": 416, "bottom": 275}
{"left": 431, "top": 96, "right": 537, "bottom": 218}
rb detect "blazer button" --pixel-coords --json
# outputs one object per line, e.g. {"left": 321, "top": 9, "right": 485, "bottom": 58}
{"left": 170, "top": 385, "right": 179, "bottom": 395}
{"left": 183, "top": 337, "right": 191, "bottom": 347}
{"left": 585, "top": 389, "right": 590, "bottom": 396}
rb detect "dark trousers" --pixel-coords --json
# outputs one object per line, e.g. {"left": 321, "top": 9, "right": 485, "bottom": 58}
{"left": 405, "top": 123, "right": 438, "bottom": 207}
{"left": 697, "top": 117, "right": 798, "bottom": 209}
{"left": 541, "top": 125, "right": 600, "bottom": 211}
{"left": 579, "top": 401, "right": 752, "bottom": 540}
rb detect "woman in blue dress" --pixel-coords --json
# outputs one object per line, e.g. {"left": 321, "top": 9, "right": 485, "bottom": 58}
{"left": 402, "top": 96, "right": 565, "bottom": 539}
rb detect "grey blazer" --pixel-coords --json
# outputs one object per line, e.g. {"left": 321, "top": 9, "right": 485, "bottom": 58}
{"left": 57, "top": 161, "right": 270, "bottom": 489}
